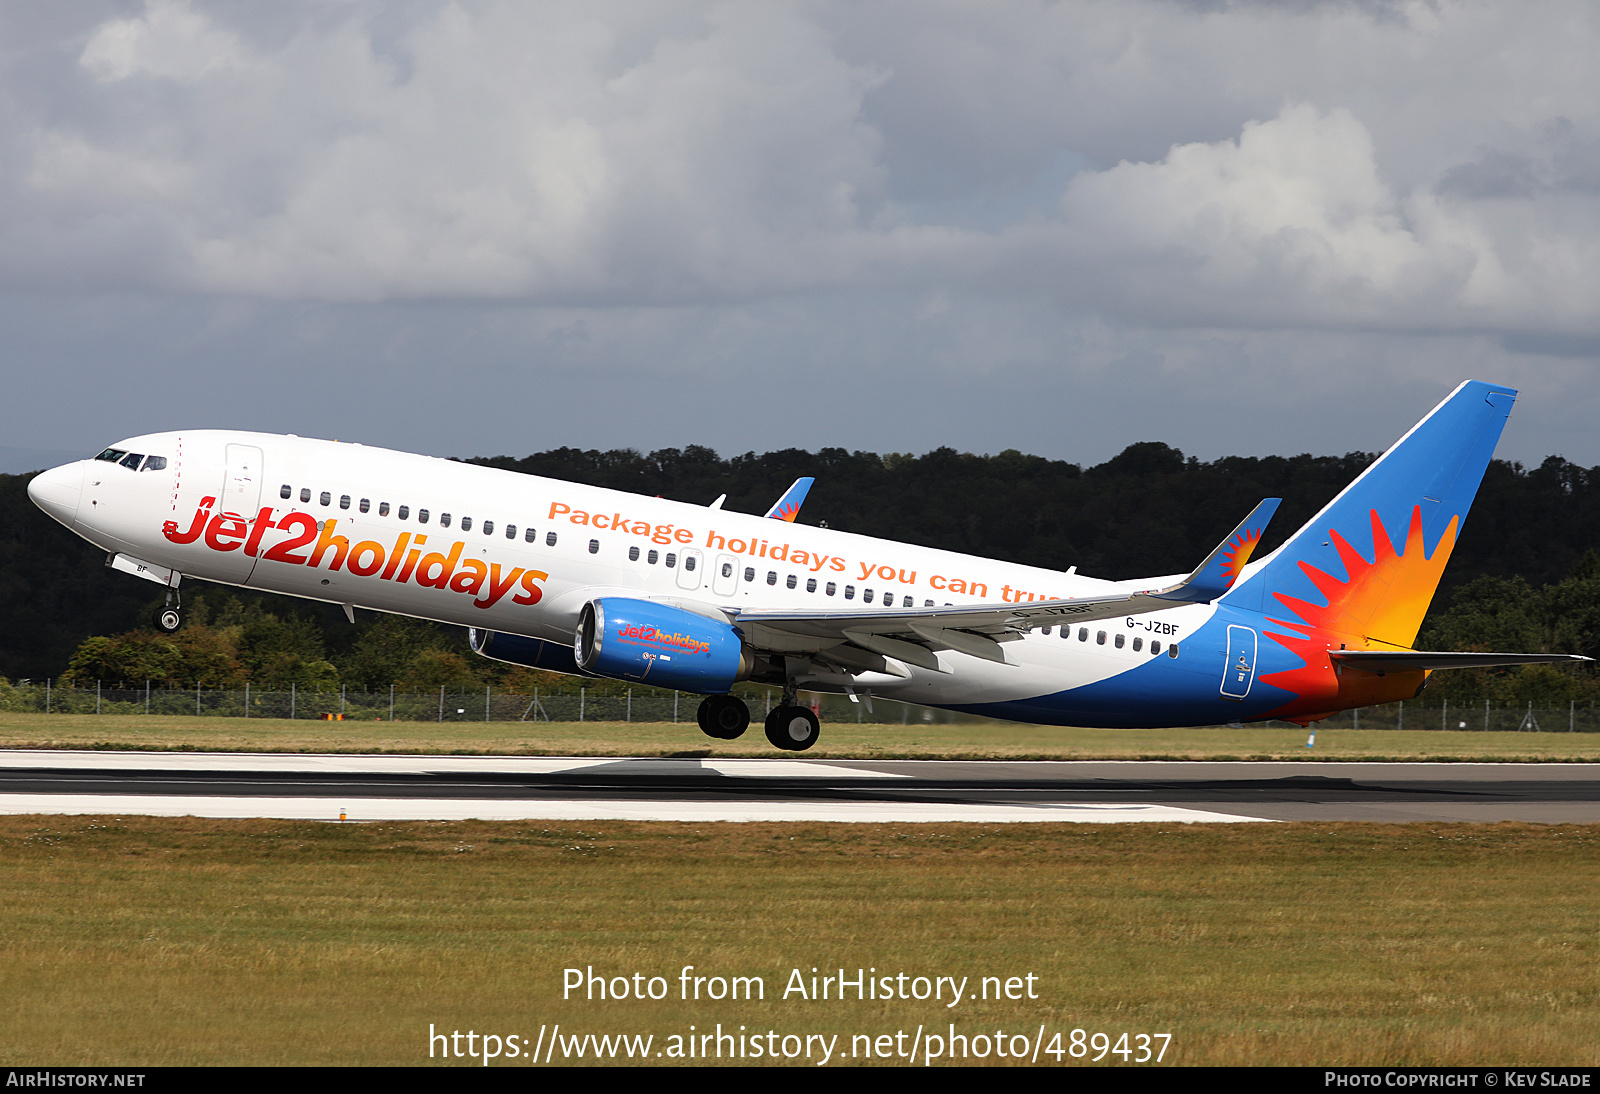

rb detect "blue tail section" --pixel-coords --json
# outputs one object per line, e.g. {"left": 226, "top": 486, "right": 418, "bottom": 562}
{"left": 1221, "top": 380, "right": 1515, "bottom": 648}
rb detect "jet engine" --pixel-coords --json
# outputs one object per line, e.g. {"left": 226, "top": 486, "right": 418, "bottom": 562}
{"left": 574, "top": 598, "right": 752, "bottom": 692}
{"left": 469, "top": 627, "right": 588, "bottom": 676}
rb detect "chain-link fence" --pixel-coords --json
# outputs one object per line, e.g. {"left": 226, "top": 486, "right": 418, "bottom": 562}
{"left": 0, "top": 682, "right": 1596, "bottom": 730}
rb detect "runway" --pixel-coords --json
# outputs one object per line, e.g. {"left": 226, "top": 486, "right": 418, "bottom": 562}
{"left": 2, "top": 750, "right": 1599, "bottom": 822}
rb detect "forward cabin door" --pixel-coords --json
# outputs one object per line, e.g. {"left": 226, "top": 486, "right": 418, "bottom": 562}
{"left": 211, "top": 443, "right": 264, "bottom": 582}
{"left": 1220, "top": 624, "right": 1258, "bottom": 701}
{"left": 712, "top": 553, "right": 740, "bottom": 597}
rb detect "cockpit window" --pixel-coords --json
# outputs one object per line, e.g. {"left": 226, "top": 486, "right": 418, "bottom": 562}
{"left": 119, "top": 452, "right": 145, "bottom": 470}
{"left": 95, "top": 448, "right": 127, "bottom": 463}
{"left": 141, "top": 456, "right": 167, "bottom": 472}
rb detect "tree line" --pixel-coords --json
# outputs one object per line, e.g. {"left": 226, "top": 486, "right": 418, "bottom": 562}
{"left": 4, "top": 443, "right": 1600, "bottom": 705}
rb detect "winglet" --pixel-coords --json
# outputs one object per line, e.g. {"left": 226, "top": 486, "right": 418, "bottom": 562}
{"left": 765, "top": 477, "right": 814, "bottom": 522}
{"left": 1147, "top": 498, "right": 1282, "bottom": 605}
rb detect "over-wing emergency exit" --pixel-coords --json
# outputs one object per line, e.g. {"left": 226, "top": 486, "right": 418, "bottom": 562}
{"left": 27, "top": 381, "right": 1586, "bottom": 750}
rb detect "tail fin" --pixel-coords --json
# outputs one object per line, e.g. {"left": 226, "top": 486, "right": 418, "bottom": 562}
{"left": 1223, "top": 380, "right": 1515, "bottom": 651}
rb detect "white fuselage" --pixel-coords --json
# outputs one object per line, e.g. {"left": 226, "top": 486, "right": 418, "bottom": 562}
{"left": 28, "top": 430, "right": 1216, "bottom": 710}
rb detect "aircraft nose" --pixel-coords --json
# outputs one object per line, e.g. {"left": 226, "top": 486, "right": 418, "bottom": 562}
{"left": 28, "top": 461, "right": 83, "bottom": 526}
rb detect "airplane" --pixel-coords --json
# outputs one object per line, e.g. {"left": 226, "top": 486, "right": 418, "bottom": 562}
{"left": 25, "top": 380, "right": 1587, "bottom": 750}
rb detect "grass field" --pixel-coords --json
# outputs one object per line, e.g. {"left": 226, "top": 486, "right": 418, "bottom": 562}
{"left": 3, "top": 710, "right": 1600, "bottom": 761}
{"left": 1, "top": 816, "right": 1595, "bottom": 1067}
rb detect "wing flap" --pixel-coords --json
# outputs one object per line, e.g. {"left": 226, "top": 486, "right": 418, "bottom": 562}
{"left": 1331, "top": 651, "right": 1593, "bottom": 673}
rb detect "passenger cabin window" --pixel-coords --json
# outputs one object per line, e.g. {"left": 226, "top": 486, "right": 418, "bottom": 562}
{"left": 1132, "top": 637, "right": 1143, "bottom": 652}
{"left": 280, "top": 485, "right": 292, "bottom": 499}
{"left": 806, "top": 578, "right": 817, "bottom": 593}
{"left": 319, "top": 492, "right": 331, "bottom": 506}
{"left": 649, "top": 550, "right": 660, "bottom": 565}
{"left": 1150, "top": 640, "right": 1161, "bottom": 655}
{"left": 766, "top": 570, "right": 776, "bottom": 585}
{"left": 629, "top": 546, "right": 640, "bottom": 562}
{"left": 844, "top": 585, "right": 855, "bottom": 599}
{"left": 546, "top": 531, "right": 557, "bottom": 546}
{"left": 398, "top": 505, "right": 409, "bottom": 520}
{"left": 505, "top": 525, "right": 516, "bottom": 539}
{"left": 825, "top": 582, "right": 837, "bottom": 596}
{"left": 379, "top": 502, "right": 390, "bottom": 517}
{"left": 665, "top": 553, "right": 677, "bottom": 568}
{"left": 1096, "top": 631, "right": 1107, "bottom": 645}
{"left": 359, "top": 499, "right": 370, "bottom": 514}
{"left": 743, "top": 567, "right": 755, "bottom": 582}
{"left": 588, "top": 539, "right": 599, "bottom": 554}
{"left": 863, "top": 589, "right": 874, "bottom": 603}
{"left": 418, "top": 509, "right": 429, "bottom": 523}
{"left": 340, "top": 495, "right": 351, "bottom": 510}
{"left": 1114, "top": 634, "right": 1125, "bottom": 649}
{"left": 482, "top": 521, "right": 493, "bottom": 535}
{"left": 524, "top": 528, "right": 536, "bottom": 542}
{"left": 1078, "top": 628, "right": 1088, "bottom": 641}
{"left": 786, "top": 575, "right": 797, "bottom": 589}
{"left": 301, "top": 488, "right": 311, "bottom": 503}
{"left": 440, "top": 513, "right": 451, "bottom": 528}
{"left": 1168, "top": 645, "right": 1180, "bottom": 659}
{"left": 683, "top": 555, "right": 695, "bottom": 571}
{"left": 460, "top": 517, "right": 472, "bottom": 532}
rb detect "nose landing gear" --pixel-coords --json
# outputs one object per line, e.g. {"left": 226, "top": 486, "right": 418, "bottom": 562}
{"left": 152, "top": 589, "right": 182, "bottom": 634}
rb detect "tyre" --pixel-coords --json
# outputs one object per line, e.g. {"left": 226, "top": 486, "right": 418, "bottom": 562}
{"left": 153, "top": 607, "right": 182, "bottom": 633}
{"left": 764, "top": 705, "right": 820, "bottom": 751}
{"left": 697, "top": 694, "right": 750, "bottom": 740}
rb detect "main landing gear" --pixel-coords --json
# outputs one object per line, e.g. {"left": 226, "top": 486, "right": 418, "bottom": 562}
{"left": 696, "top": 686, "right": 823, "bottom": 752}
{"left": 697, "top": 694, "right": 750, "bottom": 740}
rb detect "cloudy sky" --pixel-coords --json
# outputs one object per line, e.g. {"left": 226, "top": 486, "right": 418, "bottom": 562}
{"left": 1, "top": 1, "right": 1597, "bottom": 474}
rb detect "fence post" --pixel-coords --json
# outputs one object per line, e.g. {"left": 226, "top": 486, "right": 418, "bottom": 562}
{"left": 1571, "top": 699, "right": 1576, "bottom": 734}
{"left": 1484, "top": 698, "right": 1490, "bottom": 732}
{"left": 291, "top": 682, "right": 296, "bottom": 720}
{"left": 97, "top": 680, "right": 101, "bottom": 715}
{"left": 627, "top": 688, "right": 632, "bottom": 723}
{"left": 1352, "top": 707, "right": 1358, "bottom": 731}
{"left": 580, "top": 687, "right": 585, "bottom": 722}
{"left": 46, "top": 678, "right": 51, "bottom": 714}
{"left": 438, "top": 685, "right": 444, "bottom": 723}
{"left": 145, "top": 680, "right": 150, "bottom": 715}
{"left": 1398, "top": 701, "right": 1403, "bottom": 731}
{"left": 674, "top": 691, "right": 679, "bottom": 723}
{"left": 197, "top": 681, "right": 201, "bottom": 716}
{"left": 244, "top": 682, "right": 249, "bottom": 718}
{"left": 1441, "top": 698, "right": 1446, "bottom": 732}
{"left": 341, "top": 685, "right": 346, "bottom": 716}
{"left": 389, "top": 684, "right": 395, "bottom": 722}
{"left": 485, "top": 685, "right": 491, "bottom": 723}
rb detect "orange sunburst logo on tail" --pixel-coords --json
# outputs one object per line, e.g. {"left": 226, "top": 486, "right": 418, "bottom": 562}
{"left": 1258, "top": 505, "right": 1458, "bottom": 718}
{"left": 1219, "top": 526, "right": 1264, "bottom": 587}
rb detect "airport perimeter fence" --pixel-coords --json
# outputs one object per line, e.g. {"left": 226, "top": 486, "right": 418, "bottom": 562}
{"left": 0, "top": 682, "right": 1598, "bottom": 730}
{"left": 0, "top": 681, "right": 969, "bottom": 725}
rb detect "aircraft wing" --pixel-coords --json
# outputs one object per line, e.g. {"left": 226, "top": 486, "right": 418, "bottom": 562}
{"left": 1330, "top": 650, "right": 1593, "bottom": 673}
{"left": 735, "top": 498, "right": 1282, "bottom": 671}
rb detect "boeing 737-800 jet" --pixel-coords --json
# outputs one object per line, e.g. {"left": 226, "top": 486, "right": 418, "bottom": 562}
{"left": 26, "top": 380, "right": 1585, "bottom": 750}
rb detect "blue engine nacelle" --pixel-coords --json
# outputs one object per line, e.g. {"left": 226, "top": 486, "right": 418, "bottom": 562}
{"left": 574, "top": 598, "right": 751, "bottom": 693}
{"left": 469, "top": 627, "right": 591, "bottom": 676}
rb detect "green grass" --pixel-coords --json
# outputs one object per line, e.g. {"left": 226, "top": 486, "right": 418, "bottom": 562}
{"left": 4, "top": 710, "right": 1600, "bottom": 760}
{"left": 0, "top": 817, "right": 1595, "bottom": 1066}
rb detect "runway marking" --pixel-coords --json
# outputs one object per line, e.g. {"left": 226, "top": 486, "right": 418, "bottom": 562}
{"left": 0, "top": 793, "right": 1269, "bottom": 824}
{"left": 0, "top": 751, "right": 909, "bottom": 779}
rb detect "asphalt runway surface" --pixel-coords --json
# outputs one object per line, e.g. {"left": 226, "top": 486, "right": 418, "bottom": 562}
{"left": 1, "top": 751, "right": 1598, "bottom": 822}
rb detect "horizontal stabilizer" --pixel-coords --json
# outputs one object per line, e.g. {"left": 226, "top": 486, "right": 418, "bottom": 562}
{"left": 765, "top": 477, "right": 814, "bottom": 522}
{"left": 1330, "top": 650, "right": 1593, "bottom": 673}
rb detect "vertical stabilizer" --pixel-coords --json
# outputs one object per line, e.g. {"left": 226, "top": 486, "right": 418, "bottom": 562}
{"left": 1224, "top": 381, "right": 1515, "bottom": 651}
